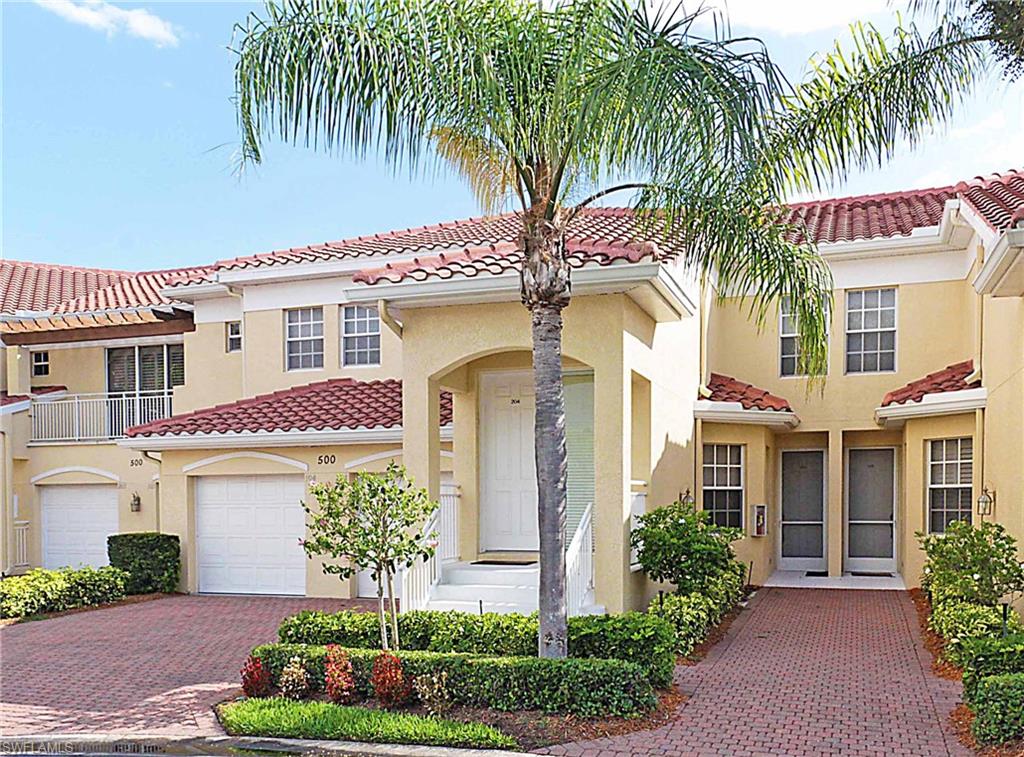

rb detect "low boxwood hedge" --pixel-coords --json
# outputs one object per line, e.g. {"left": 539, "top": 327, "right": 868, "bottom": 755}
{"left": 971, "top": 673, "right": 1024, "bottom": 744}
{"left": 0, "top": 566, "right": 128, "bottom": 619}
{"left": 929, "top": 600, "right": 1022, "bottom": 666}
{"left": 648, "top": 560, "right": 745, "bottom": 655}
{"left": 961, "top": 633, "right": 1024, "bottom": 706}
{"left": 278, "top": 609, "right": 674, "bottom": 687}
{"left": 252, "top": 643, "right": 656, "bottom": 717}
{"left": 219, "top": 697, "right": 517, "bottom": 749}
{"left": 107, "top": 532, "right": 180, "bottom": 594}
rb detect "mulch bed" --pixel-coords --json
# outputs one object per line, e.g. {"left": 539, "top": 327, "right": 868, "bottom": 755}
{"left": 0, "top": 592, "right": 172, "bottom": 628}
{"left": 950, "top": 703, "right": 1024, "bottom": 757}
{"left": 908, "top": 587, "right": 962, "bottom": 680}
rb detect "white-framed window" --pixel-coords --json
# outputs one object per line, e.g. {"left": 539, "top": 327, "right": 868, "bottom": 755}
{"left": 928, "top": 437, "right": 973, "bottom": 533}
{"left": 341, "top": 305, "right": 381, "bottom": 366}
{"left": 31, "top": 351, "right": 49, "bottom": 377}
{"left": 845, "top": 287, "right": 896, "bottom": 373}
{"left": 780, "top": 296, "right": 804, "bottom": 377}
{"left": 702, "top": 444, "right": 744, "bottom": 529}
{"left": 285, "top": 307, "right": 324, "bottom": 370}
{"left": 226, "top": 321, "right": 242, "bottom": 353}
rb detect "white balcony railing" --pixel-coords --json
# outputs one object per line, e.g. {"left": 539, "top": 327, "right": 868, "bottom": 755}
{"left": 437, "top": 483, "right": 460, "bottom": 563}
{"left": 566, "top": 502, "right": 594, "bottom": 616}
{"left": 31, "top": 391, "right": 173, "bottom": 442}
{"left": 13, "top": 521, "right": 30, "bottom": 568}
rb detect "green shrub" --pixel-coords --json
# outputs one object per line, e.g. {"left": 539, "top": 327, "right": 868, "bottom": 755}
{"left": 107, "top": 533, "right": 180, "bottom": 594}
{"left": 253, "top": 643, "right": 656, "bottom": 717}
{"left": 929, "top": 600, "right": 1023, "bottom": 666}
{"left": 971, "top": 673, "right": 1024, "bottom": 744}
{"left": 961, "top": 634, "right": 1024, "bottom": 706}
{"left": 649, "top": 592, "right": 715, "bottom": 655}
{"left": 278, "top": 609, "right": 675, "bottom": 687}
{"left": 918, "top": 521, "right": 1024, "bottom": 607}
{"left": 629, "top": 500, "right": 741, "bottom": 594}
{"left": 0, "top": 566, "right": 128, "bottom": 619}
{"left": 219, "top": 697, "right": 517, "bottom": 749}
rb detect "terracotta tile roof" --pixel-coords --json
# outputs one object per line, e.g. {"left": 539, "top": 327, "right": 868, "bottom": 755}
{"left": 1, "top": 259, "right": 133, "bottom": 315}
{"left": 782, "top": 169, "right": 1024, "bottom": 245}
{"left": 705, "top": 372, "right": 793, "bottom": 412}
{"left": 0, "top": 307, "right": 172, "bottom": 336}
{"left": 880, "top": 360, "right": 980, "bottom": 407}
{"left": 53, "top": 267, "right": 211, "bottom": 313}
{"left": 125, "top": 378, "right": 452, "bottom": 438}
{"left": 1, "top": 391, "right": 29, "bottom": 407}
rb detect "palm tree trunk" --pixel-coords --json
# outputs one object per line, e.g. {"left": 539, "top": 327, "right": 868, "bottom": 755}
{"left": 521, "top": 210, "right": 571, "bottom": 658}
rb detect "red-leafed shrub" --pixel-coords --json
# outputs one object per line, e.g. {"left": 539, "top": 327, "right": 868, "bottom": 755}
{"left": 371, "top": 651, "right": 410, "bottom": 708}
{"left": 240, "top": 654, "right": 272, "bottom": 698}
{"left": 324, "top": 644, "right": 356, "bottom": 704}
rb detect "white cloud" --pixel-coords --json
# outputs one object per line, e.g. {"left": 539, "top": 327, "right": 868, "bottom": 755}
{"left": 691, "top": 0, "right": 889, "bottom": 35}
{"left": 33, "top": 0, "right": 179, "bottom": 48}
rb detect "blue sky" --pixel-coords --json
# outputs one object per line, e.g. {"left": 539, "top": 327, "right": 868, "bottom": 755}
{"left": 3, "top": 0, "right": 1022, "bottom": 271}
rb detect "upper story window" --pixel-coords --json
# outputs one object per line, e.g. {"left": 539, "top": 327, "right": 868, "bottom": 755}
{"left": 845, "top": 287, "right": 896, "bottom": 373}
{"left": 928, "top": 437, "right": 973, "bottom": 533}
{"left": 342, "top": 305, "right": 381, "bottom": 366}
{"left": 702, "top": 443, "right": 743, "bottom": 529}
{"left": 107, "top": 344, "right": 184, "bottom": 394}
{"left": 226, "top": 321, "right": 242, "bottom": 353}
{"left": 779, "top": 297, "right": 803, "bottom": 377}
{"left": 285, "top": 307, "right": 324, "bottom": 370}
{"left": 31, "top": 351, "right": 49, "bottom": 377}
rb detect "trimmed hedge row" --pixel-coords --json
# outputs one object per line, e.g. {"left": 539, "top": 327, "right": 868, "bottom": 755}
{"left": 0, "top": 566, "right": 128, "bottom": 619}
{"left": 252, "top": 643, "right": 656, "bottom": 717}
{"left": 278, "top": 609, "right": 675, "bottom": 687}
{"left": 971, "top": 673, "right": 1024, "bottom": 744}
{"left": 929, "top": 600, "right": 1023, "bottom": 666}
{"left": 961, "top": 633, "right": 1024, "bottom": 706}
{"left": 648, "top": 559, "right": 745, "bottom": 655}
{"left": 107, "top": 532, "right": 180, "bottom": 594}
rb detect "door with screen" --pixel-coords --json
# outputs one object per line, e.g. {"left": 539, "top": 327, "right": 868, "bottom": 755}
{"left": 846, "top": 448, "right": 897, "bottom": 573}
{"left": 779, "top": 450, "right": 826, "bottom": 572}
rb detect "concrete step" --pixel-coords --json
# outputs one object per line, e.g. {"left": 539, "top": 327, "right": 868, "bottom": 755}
{"left": 441, "top": 562, "right": 539, "bottom": 587}
{"left": 431, "top": 582, "right": 539, "bottom": 604}
{"left": 423, "top": 597, "right": 538, "bottom": 614}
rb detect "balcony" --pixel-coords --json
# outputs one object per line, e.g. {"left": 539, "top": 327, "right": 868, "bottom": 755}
{"left": 31, "top": 391, "right": 173, "bottom": 443}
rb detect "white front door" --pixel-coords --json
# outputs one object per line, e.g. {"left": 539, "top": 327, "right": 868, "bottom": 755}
{"left": 195, "top": 474, "right": 307, "bottom": 595}
{"left": 41, "top": 485, "right": 119, "bottom": 569}
{"left": 480, "top": 371, "right": 538, "bottom": 551}
{"left": 846, "top": 448, "right": 898, "bottom": 574}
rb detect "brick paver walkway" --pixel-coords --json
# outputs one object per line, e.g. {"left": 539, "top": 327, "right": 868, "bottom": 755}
{"left": 0, "top": 594, "right": 369, "bottom": 736}
{"left": 543, "top": 588, "right": 968, "bottom": 757}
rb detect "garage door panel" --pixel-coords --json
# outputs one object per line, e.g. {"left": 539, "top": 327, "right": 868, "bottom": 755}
{"left": 196, "top": 474, "right": 306, "bottom": 595}
{"left": 41, "top": 485, "right": 118, "bottom": 570}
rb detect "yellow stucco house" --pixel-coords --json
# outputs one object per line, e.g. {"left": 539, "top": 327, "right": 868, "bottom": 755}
{"left": 2, "top": 169, "right": 1023, "bottom": 615}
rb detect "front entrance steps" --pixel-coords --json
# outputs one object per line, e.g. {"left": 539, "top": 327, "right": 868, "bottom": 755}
{"left": 423, "top": 561, "right": 540, "bottom": 614}
{"left": 764, "top": 570, "right": 906, "bottom": 590}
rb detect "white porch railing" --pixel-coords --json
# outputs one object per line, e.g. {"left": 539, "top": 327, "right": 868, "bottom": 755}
{"left": 13, "top": 521, "right": 30, "bottom": 568}
{"left": 566, "top": 502, "right": 594, "bottom": 616}
{"left": 630, "top": 483, "right": 647, "bottom": 572}
{"left": 438, "top": 483, "right": 460, "bottom": 563}
{"left": 399, "top": 484, "right": 461, "bottom": 611}
{"left": 31, "top": 391, "right": 173, "bottom": 442}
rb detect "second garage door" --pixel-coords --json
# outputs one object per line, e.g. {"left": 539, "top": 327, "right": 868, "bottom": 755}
{"left": 195, "top": 474, "right": 306, "bottom": 595}
{"left": 41, "top": 485, "right": 119, "bottom": 569}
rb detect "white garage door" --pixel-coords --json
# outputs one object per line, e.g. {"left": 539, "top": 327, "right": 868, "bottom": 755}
{"left": 41, "top": 485, "right": 119, "bottom": 569}
{"left": 195, "top": 474, "right": 306, "bottom": 595}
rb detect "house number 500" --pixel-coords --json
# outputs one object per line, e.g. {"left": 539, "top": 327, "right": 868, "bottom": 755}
{"left": 317, "top": 454, "right": 336, "bottom": 465}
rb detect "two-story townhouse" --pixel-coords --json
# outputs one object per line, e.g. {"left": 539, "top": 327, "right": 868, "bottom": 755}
{"left": 3, "top": 169, "right": 1022, "bottom": 617}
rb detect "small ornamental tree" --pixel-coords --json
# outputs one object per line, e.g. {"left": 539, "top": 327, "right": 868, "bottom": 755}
{"left": 630, "top": 499, "right": 741, "bottom": 594}
{"left": 301, "top": 462, "right": 438, "bottom": 650}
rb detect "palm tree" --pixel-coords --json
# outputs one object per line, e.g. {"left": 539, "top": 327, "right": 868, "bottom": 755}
{"left": 233, "top": 0, "right": 982, "bottom": 658}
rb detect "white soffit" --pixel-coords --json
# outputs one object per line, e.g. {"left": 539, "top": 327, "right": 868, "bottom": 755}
{"left": 874, "top": 387, "right": 987, "bottom": 428}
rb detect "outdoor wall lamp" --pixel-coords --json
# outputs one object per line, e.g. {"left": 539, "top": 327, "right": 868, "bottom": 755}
{"left": 681, "top": 488, "right": 696, "bottom": 509}
{"left": 977, "top": 488, "right": 994, "bottom": 517}
{"left": 130, "top": 491, "right": 142, "bottom": 513}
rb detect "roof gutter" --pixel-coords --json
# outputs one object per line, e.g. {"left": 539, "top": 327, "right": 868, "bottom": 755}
{"left": 873, "top": 387, "right": 987, "bottom": 429}
{"left": 693, "top": 399, "right": 799, "bottom": 429}
{"left": 813, "top": 200, "right": 970, "bottom": 260}
{"left": 118, "top": 423, "right": 455, "bottom": 451}
{"left": 972, "top": 226, "right": 1024, "bottom": 296}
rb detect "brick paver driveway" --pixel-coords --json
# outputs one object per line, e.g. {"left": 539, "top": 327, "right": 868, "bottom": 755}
{"left": 0, "top": 594, "right": 369, "bottom": 736}
{"left": 543, "top": 588, "right": 968, "bottom": 757}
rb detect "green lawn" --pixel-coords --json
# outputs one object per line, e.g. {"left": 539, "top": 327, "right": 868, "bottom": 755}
{"left": 218, "top": 697, "right": 518, "bottom": 750}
